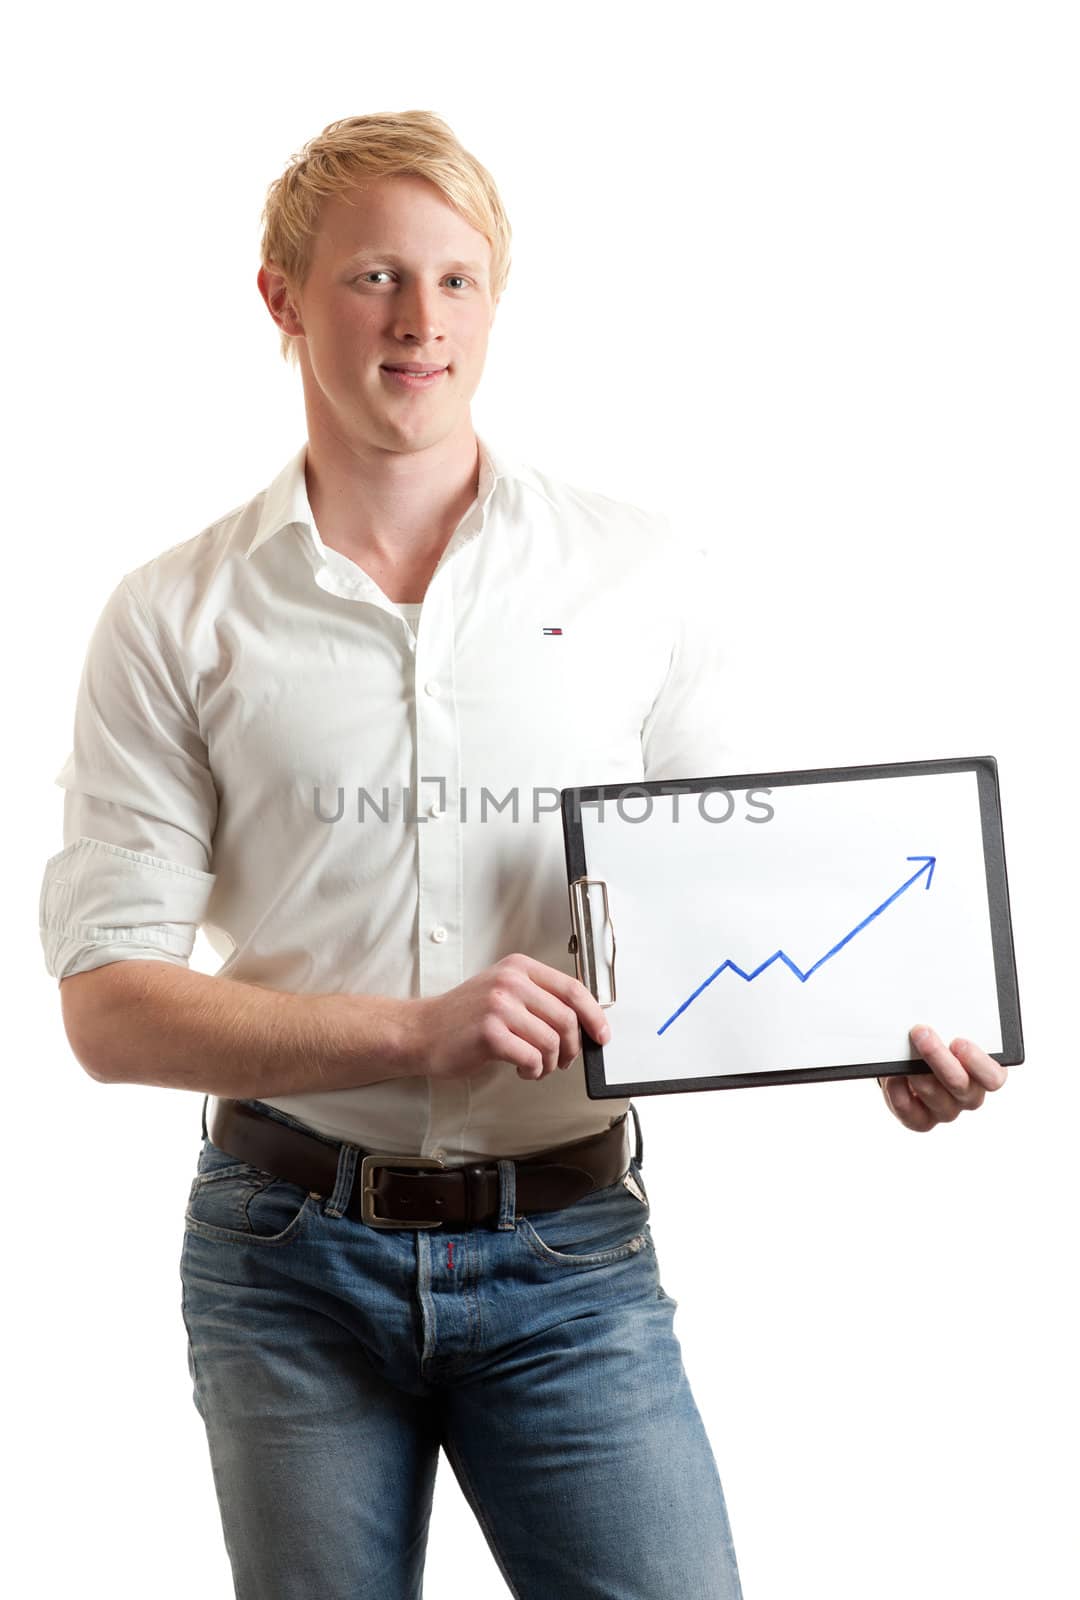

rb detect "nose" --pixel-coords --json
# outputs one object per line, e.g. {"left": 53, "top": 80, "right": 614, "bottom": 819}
{"left": 391, "top": 278, "right": 446, "bottom": 348}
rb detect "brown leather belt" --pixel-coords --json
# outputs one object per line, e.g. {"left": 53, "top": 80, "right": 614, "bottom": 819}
{"left": 207, "top": 1097, "right": 634, "bottom": 1230}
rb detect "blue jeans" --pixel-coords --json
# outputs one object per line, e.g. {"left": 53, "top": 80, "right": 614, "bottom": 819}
{"left": 179, "top": 1099, "right": 744, "bottom": 1599}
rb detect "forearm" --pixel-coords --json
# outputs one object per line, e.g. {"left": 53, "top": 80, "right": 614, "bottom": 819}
{"left": 62, "top": 959, "right": 422, "bottom": 1098}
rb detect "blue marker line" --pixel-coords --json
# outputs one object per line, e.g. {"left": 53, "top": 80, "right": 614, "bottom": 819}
{"left": 657, "top": 855, "right": 936, "bottom": 1036}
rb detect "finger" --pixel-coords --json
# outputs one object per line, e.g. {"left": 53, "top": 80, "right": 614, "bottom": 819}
{"left": 950, "top": 1036, "right": 1009, "bottom": 1093}
{"left": 883, "top": 1072, "right": 936, "bottom": 1132}
{"left": 518, "top": 988, "right": 584, "bottom": 1068}
{"left": 906, "top": 1072, "right": 961, "bottom": 1122}
{"left": 512, "top": 1011, "right": 564, "bottom": 1076}
{"left": 910, "top": 1025, "right": 975, "bottom": 1100}
{"left": 518, "top": 956, "right": 611, "bottom": 1044}
{"left": 909, "top": 1069, "right": 986, "bottom": 1116}
{"left": 483, "top": 1019, "right": 553, "bottom": 1080}
{"left": 497, "top": 958, "right": 584, "bottom": 1068}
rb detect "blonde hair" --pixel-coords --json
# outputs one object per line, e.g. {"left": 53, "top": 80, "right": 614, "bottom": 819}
{"left": 259, "top": 110, "right": 512, "bottom": 366}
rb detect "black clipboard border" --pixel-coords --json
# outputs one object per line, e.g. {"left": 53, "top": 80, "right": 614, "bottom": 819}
{"left": 560, "top": 754, "right": 1024, "bottom": 1099}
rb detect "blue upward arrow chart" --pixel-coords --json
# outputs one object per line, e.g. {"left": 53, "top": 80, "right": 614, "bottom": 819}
{"left": 657, "top": 855, "right": 937, "bottom": 1036}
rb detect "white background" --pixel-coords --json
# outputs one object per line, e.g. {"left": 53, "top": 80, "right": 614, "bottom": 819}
{"left": 8, "top": 2, "right": 1077, "bottom": 1595}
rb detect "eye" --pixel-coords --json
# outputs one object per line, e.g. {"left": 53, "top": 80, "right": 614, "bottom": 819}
{"left": 352, "top": 272, "right": 471, "bottom": 289}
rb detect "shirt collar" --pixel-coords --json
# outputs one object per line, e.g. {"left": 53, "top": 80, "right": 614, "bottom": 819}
{"left": 243, "top": 432, "right": 547, "bottom": 562}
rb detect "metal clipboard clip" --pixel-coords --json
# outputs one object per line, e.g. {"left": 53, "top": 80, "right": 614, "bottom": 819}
{"left": 567, "top": 876, "right": 616, "bottom": 1008}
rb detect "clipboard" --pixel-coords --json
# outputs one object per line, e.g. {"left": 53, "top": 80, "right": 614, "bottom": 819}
{"left": 561, "top": 755, "right": 1023, "bottom": 1098}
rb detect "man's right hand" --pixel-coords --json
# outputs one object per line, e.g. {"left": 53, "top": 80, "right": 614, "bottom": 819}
{"left": 408, "top": 953, "right": 611, "bottom": 1082}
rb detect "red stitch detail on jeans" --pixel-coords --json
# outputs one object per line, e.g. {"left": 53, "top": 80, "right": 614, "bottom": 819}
{"left": 447, "top": 1240, "right": 455, "bottom": 1270}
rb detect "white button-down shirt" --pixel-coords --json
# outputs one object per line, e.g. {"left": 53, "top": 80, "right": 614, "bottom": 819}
{"left": 39, "top": 435, "right": 730, "bottom": 1160}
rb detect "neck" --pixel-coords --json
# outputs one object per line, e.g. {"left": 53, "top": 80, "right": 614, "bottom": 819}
{"left": 302, "top": 418, "right": 483, "bottom": 602}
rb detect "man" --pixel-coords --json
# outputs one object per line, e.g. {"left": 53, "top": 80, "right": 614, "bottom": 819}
{"left": 41, "top": 111, "right": 1007, "bottom": 1599}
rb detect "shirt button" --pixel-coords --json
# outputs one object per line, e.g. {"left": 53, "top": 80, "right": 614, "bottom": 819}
{"left": 424, "top": 680, "right": 440, "bottom": 697}
{"left": 428, "top": 802, "right": 444, "bottom": 819}
{"left": 431, "top": 926, "right": 448, "bottom": 943}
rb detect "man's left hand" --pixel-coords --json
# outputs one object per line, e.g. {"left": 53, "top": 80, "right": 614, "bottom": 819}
{"left": 878, "top": 1026, "right": 1009, "bottom": 1132}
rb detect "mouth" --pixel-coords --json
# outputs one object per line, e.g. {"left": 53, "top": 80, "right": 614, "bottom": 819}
{"left": 380, "top": 364, "right": 449, "bottom": 390}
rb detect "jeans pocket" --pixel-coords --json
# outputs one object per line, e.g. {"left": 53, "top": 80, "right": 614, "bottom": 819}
{"left": 184, "top": 1140, "right": 313, "bottom": 1246}
{"left": 518, "top": 1161, "right": 652, "bottom": 1267}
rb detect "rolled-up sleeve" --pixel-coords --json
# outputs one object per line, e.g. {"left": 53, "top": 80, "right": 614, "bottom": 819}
{"left": 641, "top": 540, "right": 734, "bottom": 782}
{"left": 40, "top": 576, "right": 218, "bottom": 982}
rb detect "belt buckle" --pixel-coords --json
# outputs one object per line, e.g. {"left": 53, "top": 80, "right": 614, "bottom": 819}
{"left": 360, "top": 1152, "right": 447, "bottom": 1229}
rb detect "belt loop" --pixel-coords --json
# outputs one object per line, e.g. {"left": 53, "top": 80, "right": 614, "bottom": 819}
{"left": 324, "top": 1143, "right": 360, "bottom": 1218}
{"left": 630, "top": 1101, "right": 643, "bottom": 1167}
{"left": 496, "top": 1158, "right": 517, "bottom": 1229}
{"left": 200, "top": 1094, "right": 209, "bottom": 1142}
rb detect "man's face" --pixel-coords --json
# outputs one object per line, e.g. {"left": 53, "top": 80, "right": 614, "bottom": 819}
{"left": 263, "top": 174, "right": 498, "bottom": 454}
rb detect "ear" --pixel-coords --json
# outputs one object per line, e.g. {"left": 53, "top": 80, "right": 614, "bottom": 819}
{"left": 257, "top": 264, "right": 305, "bottom": 339}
